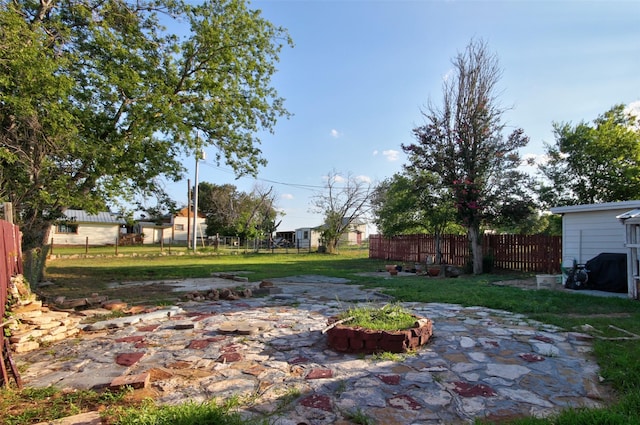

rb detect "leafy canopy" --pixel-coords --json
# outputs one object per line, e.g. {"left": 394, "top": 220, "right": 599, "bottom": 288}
{"left": 537, "top": 104, "right": 640, "bottom": 207}
{"left": 371, "top": 171, "right": 462, "bottom": 237}
{"left": 0, "top": 0, "right": 292, "bottom": 249}
{"left": 198, "top": 182, "right": 279, "bottom": 243}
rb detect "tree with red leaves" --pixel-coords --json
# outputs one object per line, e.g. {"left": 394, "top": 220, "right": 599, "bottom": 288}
{"left": 402, "top": 40, "right": 533, "bottom": 274}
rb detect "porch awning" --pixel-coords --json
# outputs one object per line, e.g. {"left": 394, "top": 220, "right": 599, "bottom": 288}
{"left": 616, "top": 209, "right": 640, "bottom": 224}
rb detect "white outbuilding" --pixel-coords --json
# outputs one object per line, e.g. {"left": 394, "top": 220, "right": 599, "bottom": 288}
{"left": 551, "top": 200, "right": 640, "bottom": 299}
{"left": 49, "top": 209, "right": 126, "bottom": 246}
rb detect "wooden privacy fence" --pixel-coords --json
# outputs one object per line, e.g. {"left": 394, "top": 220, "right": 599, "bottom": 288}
{"left": 1, "top": 220, "right": 23, "bottom": 387}
{"left": 369, "top": 233, "right": 562, "bottom": 273}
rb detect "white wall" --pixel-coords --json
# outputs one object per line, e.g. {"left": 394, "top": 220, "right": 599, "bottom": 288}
{"left": 561, "top": 208, "right": 630, "bottom": 264}
{"left": 342, "top": 223, "right": 367, "bottom": 245}
{"left": 295, "top": 228, "right": 321, "bottom": 249}
{"left": 171, "top": 216, "right": 206, "bottom": 243}
{"left": 295, "top": 225, "right": 366, "bottom": 248}
{"left": 139, "top": 225, "right": 171, "bottom": 245}
{"left": 51, "top": 223, "right": 119, "bottom": 245}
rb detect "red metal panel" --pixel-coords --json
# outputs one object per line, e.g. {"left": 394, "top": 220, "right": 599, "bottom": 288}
{"left": 1, "top": 220, "right": 23, "bottom": 387}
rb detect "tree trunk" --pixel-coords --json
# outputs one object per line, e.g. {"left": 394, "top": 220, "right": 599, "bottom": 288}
{"left": 21, "top": 218, "right": 50, "bottom": 252}
{"left": 328, "top": 238, "right": 339, "bottom": 254}
{"left": 468, "top": 226, "right": 483, "bottom": 274}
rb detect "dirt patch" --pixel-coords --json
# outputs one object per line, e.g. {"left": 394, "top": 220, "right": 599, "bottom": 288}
{"left": 36, "top": 281, "right": 183, "bottom": 306}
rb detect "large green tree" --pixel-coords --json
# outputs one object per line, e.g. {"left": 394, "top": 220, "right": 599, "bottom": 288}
{"left": 0, "top": 0, "right": 291, "bottom": 249}
{"left": 537, "top": 104, "right": 640, "bottom": 208}
{"left": 371, "top": 173, "right": 427, "bottom": 237}
{"left": 371, "top": 171, "right": 460, "bottom": 264}
{"left": 198, "top": 183, "right": 243, "bottom": 236}
{"left": 402, "top": 40, "right": 533, "bottom": 274}
{"left": 198, "top": 182, "right": 279, "bottom": 245}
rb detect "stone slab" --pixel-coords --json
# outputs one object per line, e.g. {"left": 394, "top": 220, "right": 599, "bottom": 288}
{"left": 34, "top": 411, "right": 102, "bottom": 425}
{"left": 81, "top": 307, "right": 183, "bottom": 331}
{"left": 109, "top": 372, "right": 150, "bottom": 390}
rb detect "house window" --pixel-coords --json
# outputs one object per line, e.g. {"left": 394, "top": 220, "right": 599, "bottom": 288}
{"left": 56, "top": 223, "right": 78, "bottom": 234}
{"left": 303, "top": 230, "right": 309, "bottom": 239}
{"left": 175, "top": 224, "right": 184, "bottom": 231}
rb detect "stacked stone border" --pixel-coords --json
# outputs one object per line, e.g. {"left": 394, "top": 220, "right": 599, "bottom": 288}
{"left": 326, "top": 315, "right": 433, "bottom": 353}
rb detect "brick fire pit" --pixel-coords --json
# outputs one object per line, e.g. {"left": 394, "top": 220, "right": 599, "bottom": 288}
{"left": 325, "top": 316, "right": 433, "bottom": 354}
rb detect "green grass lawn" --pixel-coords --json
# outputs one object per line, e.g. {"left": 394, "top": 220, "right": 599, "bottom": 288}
{"left": 8, "top": 249, "right": 640, "bottom": 424}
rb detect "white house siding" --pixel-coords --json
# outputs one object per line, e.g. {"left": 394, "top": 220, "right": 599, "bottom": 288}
{"left": 137, "top": 222, "right": 172, "bottom": 245}
{"left": 52, "top": 223, "right": 120, "bottom": 245}
{"left": 295, "top": 228, "right": 321, "bottom": 249}
{"left": 50, "top": 209, "right": 125, "bottom": 245}
{"left": 144, "top": 227, "right": 164, "bottom": 244}
{"left": 342, "top": 223, "right": 367, "bottom": 245}
{"left": 167, "top": 207, "right": 208, "bottom": 244}
{"left": 551, "top": 201, "right": 640, "bottom": 265}
{"left": 562, "top": 212, "right": 626, "bottom": 263}
{"left": 295, "top": 224, "right": 368, "bottom": 249}
{"left": 171, "top": 215, "right": 206, "bottom": 243}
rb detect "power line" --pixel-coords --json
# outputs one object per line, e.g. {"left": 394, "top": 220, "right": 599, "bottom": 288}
{"left": 199, "top": 160, "right": 325, "bottom": 191}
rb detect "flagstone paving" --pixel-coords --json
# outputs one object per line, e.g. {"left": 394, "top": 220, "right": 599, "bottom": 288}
{"left": 18, "top": 275, "right": 610, "bottom": 425}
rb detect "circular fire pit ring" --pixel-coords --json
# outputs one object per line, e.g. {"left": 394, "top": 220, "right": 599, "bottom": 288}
{"left": 325, "top": 315, "right": 433, "bottom": 354}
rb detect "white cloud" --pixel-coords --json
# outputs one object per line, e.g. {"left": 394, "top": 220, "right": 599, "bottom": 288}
{"left": 322, "top": 173, "right": 347, "bottom": 183}
{"left": 356, "top": 175, "right": 372, "bottom": 183}
{"left": 625, "top": 101, "right": 640, "bottom": 129}
{"left": 373, "top": 150, "right": 379, "bottom": 156}
{"left": 626, "top": 100, "right": 640, "bottom": 116}
{"left": 383, "top": 149, "right": 400, "bottom": 161}
{"left": 330, "top": 129, "right": 341, "bottom": 138}
{"left": 281, "top": 193, "right": 294, "bottom": 200}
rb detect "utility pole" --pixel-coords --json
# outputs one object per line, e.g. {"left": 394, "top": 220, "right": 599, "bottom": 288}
{"left": 187, "top": 179, "right": 191, "bottom": 249}
{"left": 192, "top": 148, "right": 205, "bottom": 252}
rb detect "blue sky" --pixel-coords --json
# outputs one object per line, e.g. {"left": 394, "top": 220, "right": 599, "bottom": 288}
{"left": 164, "top": 0, "right": 640, "bottom": 232}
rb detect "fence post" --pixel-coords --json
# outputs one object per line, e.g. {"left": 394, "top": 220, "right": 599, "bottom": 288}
{"left": 2, "top": 202, "right": 13, "bottom": 223}
{"left": 50, "top": 238, "right": 54, "bottom": 255}
{"left": 85, "top": 237, "right": 88, "bottom": 254}
{"left": 115, "top": 237, "right": 118, "bottom": 255}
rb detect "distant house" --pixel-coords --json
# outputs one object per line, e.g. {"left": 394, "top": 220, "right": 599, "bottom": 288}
{"left": 341, "top": 220, "right": 367, "bottom": 245}
{"left": 49, "top": 209, "right": 125, "bottom": 245}
{"left": 295, "top": 227, "right": 322, "bottom": 250}
{"left": 169, "top": 207, "right": 206, "bottom": 244}
{"left": 135, "top": 221, "right": 172, "bottom": 245}
{"left": 294, "top": 219, "right": 368, "bottom": 250}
